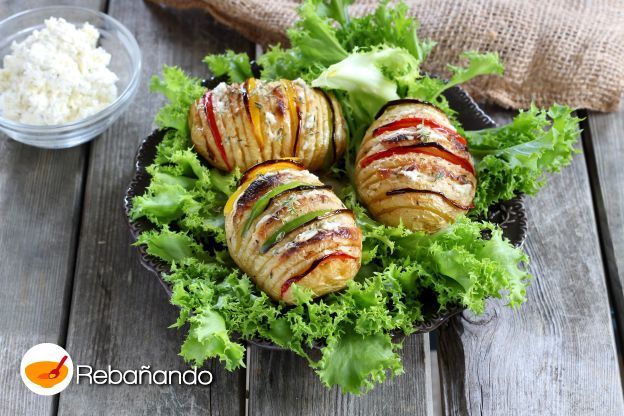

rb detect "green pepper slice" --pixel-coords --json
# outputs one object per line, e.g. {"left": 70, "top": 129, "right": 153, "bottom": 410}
{"left": 242, "top": 181, "right": 314, "bottom": 236}
{"left": 260, "top": 209, "right": 350, "bottom": 254}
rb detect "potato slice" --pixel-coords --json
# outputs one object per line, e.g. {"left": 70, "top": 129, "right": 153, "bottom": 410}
{"left": 189, "top": 78, "right": 346, "bottom": 173}
{"left": 355, "top": 100, "right": 476, "bottom": 233}
{"left": 225, "top": 160, "right": 362, "bottom": 304}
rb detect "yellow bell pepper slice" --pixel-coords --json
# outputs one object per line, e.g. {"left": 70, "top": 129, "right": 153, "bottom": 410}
{"left": 280, "top": 80, "right": 300, "bottom": 156}
{"left": 243, "top": 78, "right": 265, "bottom": 150}
{"left": 224, "top": 159, "right": 304, "bottom": 215}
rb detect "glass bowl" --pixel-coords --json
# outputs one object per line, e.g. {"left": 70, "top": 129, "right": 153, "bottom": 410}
{"left": 0, "top": 6, "right": 141, "bottom": 148}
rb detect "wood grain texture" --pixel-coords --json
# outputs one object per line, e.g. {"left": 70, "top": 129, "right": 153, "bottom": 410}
{"left": 437, "top": 109, "right": 624, "bottom": 415}
{"left": 56, "top": 2, "right": 253, "bottom": 415}
{"left": 585, "top": 108, "right": 624, "bottom": 348}
{"left": 0, "top": 1, "right": 103, "bottom": 415}
{"left": 248, "top": 334, "right": 433, "bottom": 416}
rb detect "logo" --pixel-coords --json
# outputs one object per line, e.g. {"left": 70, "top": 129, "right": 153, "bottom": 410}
{"left": 20, "top": 343, "right": 73, "bottom": 395}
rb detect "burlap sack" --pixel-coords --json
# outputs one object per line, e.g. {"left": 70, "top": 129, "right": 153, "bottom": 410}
{"left": 147, "top": 0, "right": 624, "bottom": 112}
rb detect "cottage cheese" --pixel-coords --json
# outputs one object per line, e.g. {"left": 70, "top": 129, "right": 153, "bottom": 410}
{"left": 0, "top": 17, "right": 118, "bottom": 125}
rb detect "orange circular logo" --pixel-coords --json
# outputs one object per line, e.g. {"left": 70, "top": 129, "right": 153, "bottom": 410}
{"left": 20, "top": 343, "right": 73, "bottom": 395}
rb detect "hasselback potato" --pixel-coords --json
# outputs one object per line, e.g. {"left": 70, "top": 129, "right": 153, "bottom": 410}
{"left": 189, "top": 78, "right": 347, "bottom": 172}
{"left": 224, "top": 159, "right": 362, "bottom": 304}
{"left": 355, "top": 99, "right": 476, "bottom": 233}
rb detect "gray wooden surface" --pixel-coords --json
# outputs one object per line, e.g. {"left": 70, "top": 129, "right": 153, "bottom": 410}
{"left": 585, "top": 108, "right": 624, "bottom": 349}
{"left": 437, "top": 110, "right": 624, "bottom": 415}
{"left": 0, "top": 1, "right": 103, "bottom": 415}
{"left": 55, "top": 1, "right": 253, "bottom": 415}
{"left": 0, "top": 1, "right": 623, "bottom": 415}
{"left": 248, "top": 335, "right": 433, "bottom": 416}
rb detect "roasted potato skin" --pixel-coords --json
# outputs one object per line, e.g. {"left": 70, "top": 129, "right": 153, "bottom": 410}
{"left": 189, "top": 78, "right": 347, "bottom": 172}
{"left": 355, "top": 100, "right": 476, "bottom": 233}
{"left": 225, "top": 161, "right": 362, "bottom": 304}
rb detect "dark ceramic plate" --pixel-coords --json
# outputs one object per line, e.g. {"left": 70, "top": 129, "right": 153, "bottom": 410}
{"left": 124, "top": 85, "right": 527, "bottom": 351}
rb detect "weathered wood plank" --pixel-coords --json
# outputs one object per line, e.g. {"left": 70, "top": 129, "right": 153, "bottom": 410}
{"left": 585, "top": 107, "right": 624, "bottom": 348}
{"left": 437, "top": 109, "right": 624, "bottom": 415}
{"left": 57, "top": 3, "right": 253, "bottom": 415}
{"left": 248, "top": 334, "right": 433, "bottom": 415}
{"left": 0, "top": 1, "right": 104, "bottom": 415}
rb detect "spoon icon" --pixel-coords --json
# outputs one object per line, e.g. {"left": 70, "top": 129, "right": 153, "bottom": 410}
{"left": 38, "top": 355, "right": 68, "bottom": 380}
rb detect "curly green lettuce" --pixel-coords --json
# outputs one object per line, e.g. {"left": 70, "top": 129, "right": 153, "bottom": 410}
{"left": 467, "top": 105, "right": 581, "bottom": 213}
{"left": 149, "top": 66, "right": 205, "bottom": 136}
{"left": 203, "top": 50, "right": 253, "bottom": 84}
{"left": 139, "top": 216, "right": 529, "bottom": 393}
{"left": 132, "top": 131, "right": 530, "bottom": 393}
{"left": 131, "top": 146, "right": 239, "bottom": 244}
{"left": 128, "top": 0, "right": 584, "bottom": 395}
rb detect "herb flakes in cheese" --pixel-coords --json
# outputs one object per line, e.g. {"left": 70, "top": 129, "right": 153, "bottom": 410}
{"left": 0, "top": 17, "right": 119, "bottom": 125}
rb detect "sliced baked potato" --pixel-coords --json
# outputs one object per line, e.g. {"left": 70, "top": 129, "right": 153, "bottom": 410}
{"left": 224, "top": 159, "right": 362, "bottom": 304}
{"left": 355, "top": 99, "right": 476, "bottom": 233}
{"left": 189, "top": 78, "right": 347, "bottom": 172}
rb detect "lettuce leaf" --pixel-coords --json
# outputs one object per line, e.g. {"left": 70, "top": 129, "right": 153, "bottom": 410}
{"left": 337, "top": 1, "right": 435, "bottom": 61}
{"left": 393, "top": 218, "right": 529, "bottom": 312}
{"left": 203, "top": 50, "right": 253, "bottom": 83}
{"left": 437, "top": 51, "right": 504, "bottom": 97}
{"left": 311, "top": 47, "right": 419, "bottom": 145}
{"left": 314, "top": 0, "right": 352, "bottom": 25}
{"left": 258, "top": 0, "right": 348, "bottom": 82}
{"left": 290, "top": 1, "right": 349, "bottom": 67}
{"left": 311, "top": 49, "right": 503, "bottom": 143}
{"left": 181, "top": 307, "right": 246, "bottom": 371}
{"left": 315, "top": 326, "right": 403, "bottom": 394}
{"left": 149, "top": 66, "right": 204, "bottom": 135}
{"left": 467, "top": 104, "right": 581, "bottom": 213}
{"left": 137, "top": 228, "right": 204, "bottom": 263}
{"left": 131, "top": 147, "right": 239, "bottom": 244}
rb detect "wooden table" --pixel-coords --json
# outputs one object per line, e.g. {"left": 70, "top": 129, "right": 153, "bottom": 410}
{"left": 1, "top": 1, "right": 623, "bottom": 415}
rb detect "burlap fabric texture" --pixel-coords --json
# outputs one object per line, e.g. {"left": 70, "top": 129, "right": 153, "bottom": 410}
{"left": 147, "top": 0, "right": 624, "bottom": 112}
